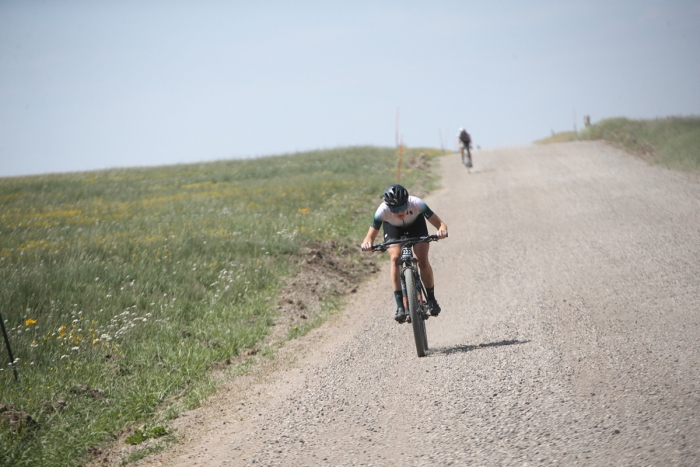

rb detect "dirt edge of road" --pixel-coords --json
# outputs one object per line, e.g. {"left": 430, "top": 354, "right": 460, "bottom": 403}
{"left": 83, "top": 245, "right": 388, "bottom": 466}
{"left": 120, "top": 254, "right": 392, "bottom": 466}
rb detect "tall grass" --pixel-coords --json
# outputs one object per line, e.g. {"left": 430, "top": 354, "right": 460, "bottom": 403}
{"left": 0, "top": 146, "right": 442, "bottom": 466}
{"left": 578, "top": 116, "right": 700, "bottom": 172}
{"left": 533, "top": 131, "right": 578, "bottom": 145}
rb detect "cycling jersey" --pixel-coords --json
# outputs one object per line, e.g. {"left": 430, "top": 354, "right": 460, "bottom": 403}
{"left": 382, "top": 215, "right": 429, "bottom": 242}
{"left": 371, "top": 196, "right": 434, "bottom": 230}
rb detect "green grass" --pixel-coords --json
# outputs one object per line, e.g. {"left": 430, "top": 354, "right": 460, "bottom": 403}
{"left": 578, "top": 116, "right": 700, "bottom": 172}
{"left": 0, "top": 146, "right": 442, "bottom": 466}
{"left": 534, "top": 131, "right": 579, "bottom": 144}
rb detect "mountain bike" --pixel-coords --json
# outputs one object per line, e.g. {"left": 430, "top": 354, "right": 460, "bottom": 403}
{"left": 372, "top": 234, "right": 441, "bottom": 357}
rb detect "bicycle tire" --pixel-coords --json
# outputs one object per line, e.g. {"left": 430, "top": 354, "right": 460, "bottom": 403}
{"left": 418, "top": 282, "right": 429, "bottom": 351}
{"left": 405, "top": 271, "right": 427, "bottom": 357}
{"left": 420, "top": 310, "right": 428, "bottom": 350}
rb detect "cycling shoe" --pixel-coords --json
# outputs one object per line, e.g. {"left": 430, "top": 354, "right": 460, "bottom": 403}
{"left": 394, "top": 307, "right": 407, "bottom": 323}
{"left": 427, "top": 299, "right": 441, "bottom": 316}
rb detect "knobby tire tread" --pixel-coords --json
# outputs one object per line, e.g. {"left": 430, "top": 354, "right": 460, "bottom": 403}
{"left": 405, "top": 271, "right": 427, "bottom": 357}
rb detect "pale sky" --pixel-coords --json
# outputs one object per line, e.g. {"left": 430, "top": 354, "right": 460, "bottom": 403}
{"left": 1, "top": 1, "right": 699, "bottom": 177}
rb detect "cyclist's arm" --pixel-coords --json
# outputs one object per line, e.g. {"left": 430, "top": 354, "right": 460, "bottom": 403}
{"left": 361, "top": 226, "right": 380, "bottom": 251}
{"left": 427, "top": 213, "right": 448, "bottom": 239}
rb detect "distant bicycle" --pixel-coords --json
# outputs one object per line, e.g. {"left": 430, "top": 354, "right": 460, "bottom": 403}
{"left": 372, "top": 234, "right": 443, "bottom": 357}
{"left": 458, "top": 128, "right": 473, "bottom": 172}
{"left": 461, "top": 141, "right": 473, "bottom": 171}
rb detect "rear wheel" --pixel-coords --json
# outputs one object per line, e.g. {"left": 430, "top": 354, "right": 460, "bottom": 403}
{"left": 405, "top": 271, "right": 427, "bottom": 357}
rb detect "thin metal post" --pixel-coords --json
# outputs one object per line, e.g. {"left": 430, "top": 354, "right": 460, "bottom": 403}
{"left": 397, "top": 140, "right": 403, "bottom": 183}
{"left": 395, "top": 107, "right": 400, "bottom": 148}
{"left": 0, "top": 311, "right": 18, "bottom": 382}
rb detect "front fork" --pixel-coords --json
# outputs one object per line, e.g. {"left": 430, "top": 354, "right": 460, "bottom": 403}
{"left": 400, "top": 261, "right": 425, "bottom": 310}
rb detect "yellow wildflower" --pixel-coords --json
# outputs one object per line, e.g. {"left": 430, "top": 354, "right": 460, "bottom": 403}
{"left": 25, "top": 318, "right": 37, "bottom": 326}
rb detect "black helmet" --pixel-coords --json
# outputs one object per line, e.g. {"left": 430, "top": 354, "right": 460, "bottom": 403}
{"left": 383, "top": 184, "right": 409, "bottom": 207}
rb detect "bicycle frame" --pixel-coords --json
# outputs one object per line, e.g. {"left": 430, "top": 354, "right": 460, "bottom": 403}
{"left": 397, "top": 243, "right": 427, "bottom": 316}
{"left": 371, "top": 235, "right": 439, "bottom": 357}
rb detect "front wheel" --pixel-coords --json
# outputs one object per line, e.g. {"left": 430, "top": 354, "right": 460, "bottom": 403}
{"left": 405, "top": 271, "right": 427, "bottom": 357}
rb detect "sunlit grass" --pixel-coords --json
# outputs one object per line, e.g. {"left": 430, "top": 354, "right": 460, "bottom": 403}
{"left": 533, "top": 131, "right": 578, "bottom": 144}
{"left": 578, "top": 116, "right": 700, "bottom": 172}
{"left": 0, "top": 146, "right": 441, "bottom": 466}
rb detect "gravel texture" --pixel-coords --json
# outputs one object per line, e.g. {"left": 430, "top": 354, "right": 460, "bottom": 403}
{"left": 140, "top": 142, "right": 700, "bottom": 466}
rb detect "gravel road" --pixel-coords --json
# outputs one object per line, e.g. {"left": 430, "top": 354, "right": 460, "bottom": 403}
{"left": 141, "top": 142, "right": 700, "bottom": 466}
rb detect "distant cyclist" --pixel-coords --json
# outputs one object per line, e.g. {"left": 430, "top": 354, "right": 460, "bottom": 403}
{"left": 458, "top": 128, "right": 473, "bottom": 168}
{"left": 361, "top": 184, "right": 448, "bottom": 323}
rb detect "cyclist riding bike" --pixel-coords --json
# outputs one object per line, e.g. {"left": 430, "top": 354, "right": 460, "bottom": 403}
{"left": 361, "top": 184, "right": 448, "bottom": 323}
{"left": 458, "top": 128, "right": 473, "bottom": 167}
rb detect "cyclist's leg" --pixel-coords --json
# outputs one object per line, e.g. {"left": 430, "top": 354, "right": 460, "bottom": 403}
{"left": 414, "top": 242, "right": 441, "bottom": 315}
{"left": 404, "top": 217, "right": 432, "bottom": 287}
{"left": 388, "top": 244, "right": 407, "bottom": 321}
{"left": 383, "top": 222, "right": 407, "bottom": 321}
{"left": 413, "top": 242, "right": 433, "bottom": 288}
{"left": 408, "top": 216, "right": 439, "bottom": 313}
{"left": 387, "top": 244, "right": 402, "bottom": 291}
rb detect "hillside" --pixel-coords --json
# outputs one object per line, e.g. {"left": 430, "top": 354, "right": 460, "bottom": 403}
{"left": 0, "top": 146, "right": 442, "bottom": 466}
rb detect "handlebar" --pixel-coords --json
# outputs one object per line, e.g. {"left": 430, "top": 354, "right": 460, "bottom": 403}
{"left": 370, "top": 234, "right": 443, "bottom": 252}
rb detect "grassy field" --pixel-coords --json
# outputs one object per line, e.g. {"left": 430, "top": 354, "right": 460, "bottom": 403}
{"left": 577, "top": 116, "right": 700, "bottom": 172}
{"left": 0, "top": 146, "right": 442, "bottom": 466}
{"left": 533, "top": 131, "right": 579, "bottom": 145}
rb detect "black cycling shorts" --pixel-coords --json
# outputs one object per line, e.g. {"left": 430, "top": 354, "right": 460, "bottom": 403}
{"left": 382, "top": 215, "right": 429, "bottom": 243}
